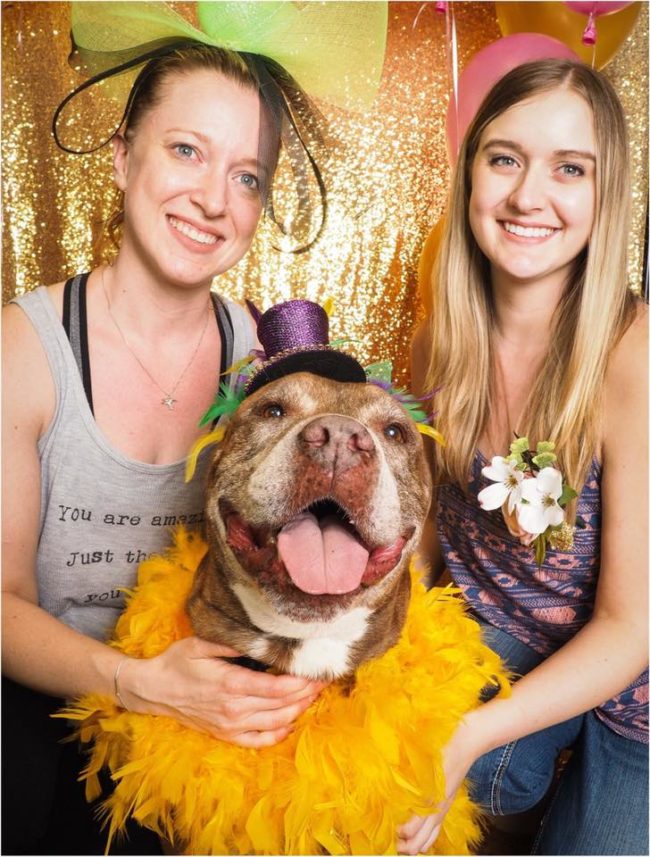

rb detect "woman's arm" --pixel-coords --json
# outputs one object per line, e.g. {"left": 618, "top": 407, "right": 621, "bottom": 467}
{"left": 398, "top": 309, "right": 649, "bottom": 853}
{"left": 1, "top": 303, "right": 321, "bottom": 748}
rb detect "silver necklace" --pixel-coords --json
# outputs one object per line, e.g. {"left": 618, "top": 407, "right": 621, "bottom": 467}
{"left": 101, "top": 268, "right": 211, "bottom": 410}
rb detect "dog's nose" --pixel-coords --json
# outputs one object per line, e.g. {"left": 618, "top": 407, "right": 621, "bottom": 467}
{"left": 299, "top": 415, "right": 375, "bottom": 469}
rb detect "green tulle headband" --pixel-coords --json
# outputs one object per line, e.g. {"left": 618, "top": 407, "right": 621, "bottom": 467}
{"left": 68, "top": 1, "right": 387, "bottom": 111}
{"left": 55, "top": 2, "right": 387, "bottom": 250}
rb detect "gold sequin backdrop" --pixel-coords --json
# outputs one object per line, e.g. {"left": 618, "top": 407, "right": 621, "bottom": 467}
{"left": 2, "top": 2, "right": 648, "bottom": 382}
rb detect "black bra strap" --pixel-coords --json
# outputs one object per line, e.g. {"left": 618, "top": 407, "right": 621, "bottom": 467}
{"left": 62, "top": 277, "right": 72, "bottom": 339}
{"left": 63, "top": 277, "right": 232, "bottom": 417}
{"left": 62, "top": 273, "right": 94, "bottom": 414}
{"left": 211, "top": 293, "right": 234, "bottom": 379}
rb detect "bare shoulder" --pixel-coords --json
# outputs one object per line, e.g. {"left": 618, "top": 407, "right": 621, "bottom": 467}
{"left": 602, "top": 303, "right": 648, "bottom": 460}
{"left": 604, "top": 302, "right": 648, "bottom": 403}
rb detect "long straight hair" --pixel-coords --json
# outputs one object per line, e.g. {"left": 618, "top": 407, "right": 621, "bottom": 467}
{"left": 424, "top": 59, "right": 636, "bottom": 497}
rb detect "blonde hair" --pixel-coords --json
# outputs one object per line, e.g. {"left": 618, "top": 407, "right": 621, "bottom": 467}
{"left": 424, "top": 59, "right": 636, "bottom": 496}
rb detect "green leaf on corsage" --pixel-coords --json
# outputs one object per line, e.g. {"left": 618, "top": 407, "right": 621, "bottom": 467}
{"left": 558, "top": 485, "right": 578, "bottom": 507}
{"left": 510, "top": 436, "right": 530, "bottom": 456}
{"left": 505, "top": 452, "right": 527, "bottom": 470}
{"left": 532, "top": 451, "right": 558, "bottom": 469}
{"left": 534, "top": 533, "right": 548, "bottom": 567}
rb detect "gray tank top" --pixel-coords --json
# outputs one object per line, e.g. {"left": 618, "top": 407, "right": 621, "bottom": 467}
{"left": 12, "top": 286, "right": 254, "bottom": 641}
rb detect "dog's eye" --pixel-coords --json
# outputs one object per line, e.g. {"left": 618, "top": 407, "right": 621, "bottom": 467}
{"left": 384, "top": 423, "right": 407, "bottom": 443}
{"left": 262, "top": 402, "right": 285, "bottom": 419}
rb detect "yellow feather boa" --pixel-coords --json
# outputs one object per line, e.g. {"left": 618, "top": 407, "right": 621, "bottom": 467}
{"left": 61, "top": 529, "right": 509, "bottom": 855}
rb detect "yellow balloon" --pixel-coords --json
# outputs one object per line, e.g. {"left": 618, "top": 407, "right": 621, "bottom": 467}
{"left": 417, "top": 215, "right": 446, "bottom": 316}
{"left": 496, "top": 1, "right": 642, "bottom": 69}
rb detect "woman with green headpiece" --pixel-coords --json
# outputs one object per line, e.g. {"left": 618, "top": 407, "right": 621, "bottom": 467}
{"left": 1, "top": 3, "right": 387, "bottom": 852}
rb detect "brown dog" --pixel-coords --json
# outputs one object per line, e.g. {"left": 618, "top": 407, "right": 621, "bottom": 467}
{"left": 187, "top": 371, "right": 432, "bottom": 679}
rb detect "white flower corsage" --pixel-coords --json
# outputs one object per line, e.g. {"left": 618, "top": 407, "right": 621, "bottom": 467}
{"left": 478, "top": 437, "right": 582, "bottom": 565}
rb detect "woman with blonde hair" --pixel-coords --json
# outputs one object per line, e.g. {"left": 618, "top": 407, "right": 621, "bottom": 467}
{"left": 401, "top": 59, "right": 647, "bottom": 855}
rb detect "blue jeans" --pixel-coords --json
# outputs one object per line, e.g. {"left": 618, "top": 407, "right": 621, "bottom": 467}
{"left": 467, "top": 622, "right": 649, "bottom": 856}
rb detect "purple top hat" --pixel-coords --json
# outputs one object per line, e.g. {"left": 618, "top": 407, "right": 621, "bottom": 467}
{"left": 244, "top": 300, "right": 367, "bottom": 396}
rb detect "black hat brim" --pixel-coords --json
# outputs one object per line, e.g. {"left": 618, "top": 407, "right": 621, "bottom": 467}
{"left": 245, "top": 350, "right": 366, "bottom": 397}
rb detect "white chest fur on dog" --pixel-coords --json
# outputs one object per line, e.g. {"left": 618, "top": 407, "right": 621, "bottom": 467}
{"left": 232, "top": 580, "right": 371, "bottom": 677}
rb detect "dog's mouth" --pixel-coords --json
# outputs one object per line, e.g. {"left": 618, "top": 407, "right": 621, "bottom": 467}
{"left": 222, "top": 498, "right": 412, "bottom": 596}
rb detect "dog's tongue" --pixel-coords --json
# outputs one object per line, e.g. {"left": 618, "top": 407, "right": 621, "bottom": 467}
{"left": 278, "top": 513, "right": 369, "bottom": 595}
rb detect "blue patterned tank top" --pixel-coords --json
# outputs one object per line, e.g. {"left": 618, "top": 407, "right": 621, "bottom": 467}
{"left": 438, "top": 452, "right": 648, "bottom": 744}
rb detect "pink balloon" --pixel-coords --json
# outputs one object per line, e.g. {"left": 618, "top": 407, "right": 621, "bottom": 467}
{"left": 564, "top": 2, "right": 633, "bottom": 16}
{"left": 446, "top": 34, "right": 581, "bottom": 165}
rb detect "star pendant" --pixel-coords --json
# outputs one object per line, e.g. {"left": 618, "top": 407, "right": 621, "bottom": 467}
{"left": 162, "top": 395, "right": 177, "bottom": 410}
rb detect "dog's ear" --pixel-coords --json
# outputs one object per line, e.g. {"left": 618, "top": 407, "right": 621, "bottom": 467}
{"left": 206, "top": 446, "right": 225, "bottom": 481}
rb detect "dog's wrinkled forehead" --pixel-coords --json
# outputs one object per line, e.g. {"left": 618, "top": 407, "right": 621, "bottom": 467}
{"left": 238, "top": 372, "right": 413, "bottom": 425}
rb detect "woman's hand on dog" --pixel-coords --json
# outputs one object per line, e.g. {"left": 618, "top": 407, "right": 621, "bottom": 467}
{"left": 396, "top": 718, "right": 477, "bottom": 854}
{"left": 114, "top": 637, "right": 326, "bottom": 748}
